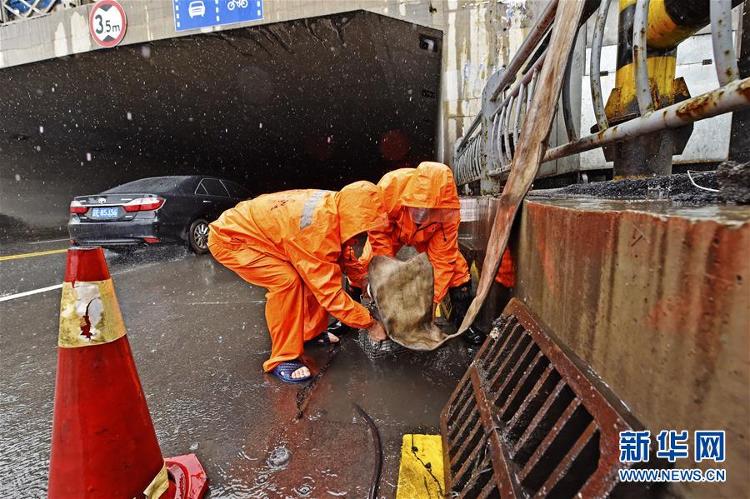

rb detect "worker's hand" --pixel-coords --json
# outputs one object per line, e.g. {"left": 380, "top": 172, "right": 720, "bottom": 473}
{"left": 366, "top": 320, "right": 387, "bottom": 342}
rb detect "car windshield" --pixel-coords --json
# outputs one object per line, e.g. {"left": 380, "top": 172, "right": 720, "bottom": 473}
{"left": 102, "top": 176, "right": 192, "bottom": 194}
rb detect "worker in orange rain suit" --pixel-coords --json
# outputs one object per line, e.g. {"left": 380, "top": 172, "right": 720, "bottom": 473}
{"left": 340, "top": 161, "right": 485, "bottom": 345}
{"left": 207, "top": 181, "right": 388, "bottom": 384}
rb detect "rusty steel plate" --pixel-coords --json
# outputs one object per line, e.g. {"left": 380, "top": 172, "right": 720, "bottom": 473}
{"left": 440, "top": 298, "right": 665, "bottom": 498}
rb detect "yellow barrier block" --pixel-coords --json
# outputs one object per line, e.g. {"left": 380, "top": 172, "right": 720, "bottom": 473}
{"left": 396, "top": 434, "right": 446, "bottom": 499}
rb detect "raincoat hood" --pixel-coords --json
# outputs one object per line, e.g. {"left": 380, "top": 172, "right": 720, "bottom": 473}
{"left": 336, "top": 181, "right": 388, "bottom": 242}
{"left": 401, "top": 162, "right": 461, "bottom": 210}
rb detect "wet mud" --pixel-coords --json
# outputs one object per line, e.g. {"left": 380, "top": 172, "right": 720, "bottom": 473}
{"left": 538, "top": 162, "right": 750, "bottom": 205}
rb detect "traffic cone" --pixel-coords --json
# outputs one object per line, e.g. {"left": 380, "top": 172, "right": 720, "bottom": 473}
{"left": 48, "top": 247, "right": 208, "bottom": 498}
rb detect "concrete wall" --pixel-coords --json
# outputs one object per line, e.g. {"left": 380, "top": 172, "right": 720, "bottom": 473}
{"left": 0, "top": 9, "right": 443, "bottom": 239}
{"left": 514, "top": 197, "right": 750, "bottom": 499}
{"left": 0, "top": 0, "right": 444, "bottom": 69}
{"left": 0, "top": 0, "right": 543, "bottom": 239}
{"left": 0, "top": 0, "right": 545, "bottom": 165}
{"left": 1, "top": 1, "right": 745, "bottom": 170}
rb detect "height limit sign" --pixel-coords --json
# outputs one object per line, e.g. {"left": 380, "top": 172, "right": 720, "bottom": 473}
{"left": 89, "top": 0, "right": 127, "bottom": 48}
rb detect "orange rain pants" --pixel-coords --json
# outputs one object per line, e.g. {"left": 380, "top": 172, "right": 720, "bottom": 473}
{"left": 207, "top": 243, "right": 329, "bottom": 371}
{"left": 495, "top": 247, "right": 516, "bottom": 288}
{"left": 208, "top": 182, "right": 386, "bottom": 372}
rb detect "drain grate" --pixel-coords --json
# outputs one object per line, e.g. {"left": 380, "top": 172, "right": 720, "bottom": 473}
{"left": 440, "top": 299, "right": 663, "bottom": 498}
{"left": 355, "top": 330, "right": 406, "bottom": 359}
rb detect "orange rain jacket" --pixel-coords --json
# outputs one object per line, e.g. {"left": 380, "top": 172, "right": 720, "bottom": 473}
{"left": 209, "top": 182, "right": 386, "bottom": 331}
{"left": 358, "top": 162, "right": 470, "bottom": 303}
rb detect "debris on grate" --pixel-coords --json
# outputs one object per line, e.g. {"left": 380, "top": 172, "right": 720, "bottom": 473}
{"left": 356, "top": 282, "right": 407, "bottom": 359}
{"left": 355, "top": 329, "right": 406, "bottom": 359}
{"left": 440, "top": 298, "right": 667, "bottom": 498}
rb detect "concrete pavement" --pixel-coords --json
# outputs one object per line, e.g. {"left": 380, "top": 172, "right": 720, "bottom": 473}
{"left": 0, "top": 245, "right": 471, "bottom": 497}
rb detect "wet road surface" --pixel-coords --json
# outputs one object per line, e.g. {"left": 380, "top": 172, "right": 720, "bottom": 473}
{"left": 0, "top": 242, "right": 472, "bottom": 497}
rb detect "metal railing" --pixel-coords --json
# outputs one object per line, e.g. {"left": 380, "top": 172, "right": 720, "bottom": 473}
{"left": 0, "top": 0, "right": 86, "bottom": 24}
{"left": 453, "top": 0, "right": 749, "bottom": 187}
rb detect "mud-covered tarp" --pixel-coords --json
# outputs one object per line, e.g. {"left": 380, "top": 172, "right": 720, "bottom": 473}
{"left": 369, "top": 254, "right": 461, "bottom": 350}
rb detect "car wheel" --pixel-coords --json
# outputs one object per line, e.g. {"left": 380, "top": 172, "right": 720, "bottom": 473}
{"left": 188, "top": 219, "right": 210, "bottom": 254}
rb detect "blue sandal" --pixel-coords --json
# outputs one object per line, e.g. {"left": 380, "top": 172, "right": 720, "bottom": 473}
{"left": 271, "top": 360, "right": 312, "bottom": 384}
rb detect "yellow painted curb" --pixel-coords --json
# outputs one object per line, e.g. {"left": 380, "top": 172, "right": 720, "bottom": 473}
{"left": 396, "top": 434, "right": 445, "bottom": 499}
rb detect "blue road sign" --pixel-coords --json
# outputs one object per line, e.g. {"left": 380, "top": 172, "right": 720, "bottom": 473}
{"left": 173, "top": 0, "right": 263, "bottom": 32}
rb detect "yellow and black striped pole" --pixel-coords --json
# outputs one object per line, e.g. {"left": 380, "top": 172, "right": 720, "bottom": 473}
{"left": 605, "top": 0, "right": 742, "bottom": 177}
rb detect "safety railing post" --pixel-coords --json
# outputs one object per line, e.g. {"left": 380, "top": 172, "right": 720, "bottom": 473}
{"left": 452, "top": 0, "right": 748, "bottom": 189}
{"left": 711, "top": 0, "right": 739, "bottom": 85}
{"left": 590, "top": 0, "right": 612, "bottom": 132}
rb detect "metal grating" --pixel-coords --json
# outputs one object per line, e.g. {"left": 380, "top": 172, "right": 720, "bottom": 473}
{"left": 355, "top": 330, "right": 406, "bottom": 359}
{"left": 440, "top": 298, "right": 663, "bottom": 498}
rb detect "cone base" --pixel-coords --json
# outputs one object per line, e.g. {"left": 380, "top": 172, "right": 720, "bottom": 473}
{"left": 164, "top": 454, "right": 209, "bottom": 499}
{"left": 49, "top": 336, "right": 165, "bottom": 498}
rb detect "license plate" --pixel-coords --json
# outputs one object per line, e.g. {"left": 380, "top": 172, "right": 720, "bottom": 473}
{"left": 90, "top": 207, "right": 120, "bottom": 219}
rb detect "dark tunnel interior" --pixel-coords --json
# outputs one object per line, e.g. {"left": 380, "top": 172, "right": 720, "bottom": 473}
{"left": 0, "top": 10, "right": 442, "bottom": 239}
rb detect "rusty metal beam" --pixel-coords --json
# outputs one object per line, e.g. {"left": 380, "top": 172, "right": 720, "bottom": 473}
{"left": 711, "top": 0, "right": 739, "bottom": 85}
{"left": 471, "top": 369, "right": 524, "bottom": 498}
{"left": 590, "top": 0, "right": 612, "bottom": 132}
{"left": 633, "top": 0, "right": 656, "bottom": 114}
{"left": 542, "top": 76, "right": 750, "bottom": 163}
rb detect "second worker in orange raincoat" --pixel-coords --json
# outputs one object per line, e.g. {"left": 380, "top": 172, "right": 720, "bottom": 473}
{"left": 208, "top": 181, "right": 388, "bottom": 383}
{"left": 348, "top": 162, "right": 483, "bottom": 344}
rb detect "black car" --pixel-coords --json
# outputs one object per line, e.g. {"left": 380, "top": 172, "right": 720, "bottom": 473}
{"left": 68, "top": 175, "right": 250, "bottom": 254}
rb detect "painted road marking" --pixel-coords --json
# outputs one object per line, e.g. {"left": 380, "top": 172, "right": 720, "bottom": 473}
{"left": 29, "top": 238, "right": 71, "bottom": 245}
{"left": 0, "top": 248, "right": 68, "bottom": 262}
{"left": 0, "top": 284, "right": 63, "bottom": 303}
{"left": 396, "top": 434, "right": 445, "bottom": 499}
{"left": 0, "top": 258, "right": 172, "bottom": 303}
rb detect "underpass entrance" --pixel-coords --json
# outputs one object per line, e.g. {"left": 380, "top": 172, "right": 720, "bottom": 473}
{"left": 0, "top": 10, "right": 442, "bottom": 239}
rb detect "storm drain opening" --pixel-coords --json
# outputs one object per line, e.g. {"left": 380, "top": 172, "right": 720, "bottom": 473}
{"left": 440, "top": 298, "right": 666, "bottom": 498}
{"left": 355, "top": 330, "right": 406, "bottom": 359}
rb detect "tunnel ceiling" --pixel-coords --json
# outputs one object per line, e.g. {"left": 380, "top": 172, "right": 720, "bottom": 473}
{"left": 0, "top": 10, "right": 442, "bottom": 234}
